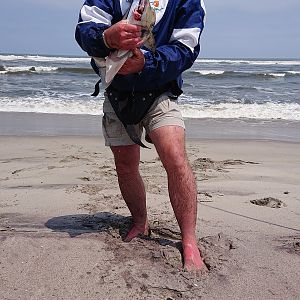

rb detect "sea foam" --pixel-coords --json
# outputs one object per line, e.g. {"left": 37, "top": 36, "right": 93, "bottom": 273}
{"left": 1, "top": 96, "right": 299, "bottom": 121}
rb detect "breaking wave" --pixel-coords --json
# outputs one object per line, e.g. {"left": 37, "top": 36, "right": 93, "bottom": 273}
{"left": 0, "top": 65, "right": 93, "bottom": 75}
{"left": 187, "top": 70, "right": 300, "bottom": 78}
{"left": 1, "top": 96, "right": 300, "bottom": 121}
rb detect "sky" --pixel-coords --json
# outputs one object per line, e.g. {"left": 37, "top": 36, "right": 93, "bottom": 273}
{"left": 0, "top": 0, "right": 299, "bottom": 58}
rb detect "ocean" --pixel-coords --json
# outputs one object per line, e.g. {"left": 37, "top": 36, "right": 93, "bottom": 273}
{"left": 1, "top": 54, "right": 300, "bottom": 121}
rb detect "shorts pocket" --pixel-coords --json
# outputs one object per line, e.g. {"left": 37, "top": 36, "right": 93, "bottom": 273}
{"left": 102, "top": 113, "right": 123, "bottom": 138}
{"left": 150, "top": 96, "right": 170, "bottom": 115}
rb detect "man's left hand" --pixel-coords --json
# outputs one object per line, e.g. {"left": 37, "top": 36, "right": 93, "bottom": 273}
{"left": 118, "top": 48, "right": 145, "bottom": 75}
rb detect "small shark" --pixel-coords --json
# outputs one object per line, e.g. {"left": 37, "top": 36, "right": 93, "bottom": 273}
{"left": 93, "top": 0, "right": 156, "bottom": 87}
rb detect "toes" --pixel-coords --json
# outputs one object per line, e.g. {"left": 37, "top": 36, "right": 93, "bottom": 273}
{"left": 182, "top": 243, "right": 205, "bottom": 272}
{"left": 184, "top": 259, "right": 206, "bottom": 272}
{"left": 123, "top": 225, "right": 150, "bottom": 242}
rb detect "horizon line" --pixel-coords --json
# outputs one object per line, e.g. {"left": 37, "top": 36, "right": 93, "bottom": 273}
{"left": 1, "top": 52, "right": 300, "bottom": 61}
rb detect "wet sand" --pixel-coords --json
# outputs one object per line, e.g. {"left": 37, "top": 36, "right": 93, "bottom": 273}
{"left": 0, "top": 112, "right": 300, "bottom": 299}
{"left": 1, "top": 111, "right": 300, "bottom": 142}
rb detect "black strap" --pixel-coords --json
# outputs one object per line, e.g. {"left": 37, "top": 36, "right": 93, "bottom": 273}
{"left": 124, "top": 124, "right": 150, "bottom": 149}
{"left": 91, "top": 79, "right": 101, "bottom": 97}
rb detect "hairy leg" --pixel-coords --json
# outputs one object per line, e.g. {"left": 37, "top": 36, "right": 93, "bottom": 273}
{"left": 149, "top": 126, "right": 204, "bottom": 271}
{"left": 111, "top": 145, "right": 149, "bottom": 242}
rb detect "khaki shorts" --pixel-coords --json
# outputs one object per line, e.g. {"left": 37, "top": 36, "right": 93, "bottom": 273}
{"left": 102, "top": 93, "right": 185, "bottom": 146}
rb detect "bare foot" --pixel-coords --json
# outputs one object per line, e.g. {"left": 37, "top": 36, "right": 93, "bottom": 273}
{"left": 182, "top": 241, "right": 205, "bottom": 272}
{"left": 123, "top": 223, "right": 150, "bottom": 242}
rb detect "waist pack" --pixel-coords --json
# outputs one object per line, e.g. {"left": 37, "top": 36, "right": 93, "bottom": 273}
{"left": 106, "top": 86, "right": 167, "bottom": 125}
{"left": 90, "top": 73, "right": 182, "bottom": 147}
{"left": 106, "top": 85, "right": 167, "bottom": 148}
{"left": 106, "top": 82, "right": 182, "bottom": 148}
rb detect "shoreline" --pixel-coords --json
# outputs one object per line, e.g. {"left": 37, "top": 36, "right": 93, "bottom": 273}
{"left": 1, "top": 111, "right": 300, "bottom": 142}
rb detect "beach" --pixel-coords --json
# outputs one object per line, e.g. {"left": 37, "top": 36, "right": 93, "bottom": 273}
{"left": 0, "top": 113, "right": 299, "bottom": 299}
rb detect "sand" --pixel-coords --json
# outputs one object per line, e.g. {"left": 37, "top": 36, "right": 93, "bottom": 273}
{"left": 0, "top": 133, "right": 300, "bottom": 299}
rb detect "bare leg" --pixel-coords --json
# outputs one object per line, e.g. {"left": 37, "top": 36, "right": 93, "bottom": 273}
{"left": 111, "top": 145, "right": 149, "bottom": 242}
{"left": 149, "top": 126, "right": 204, "bottom": 271}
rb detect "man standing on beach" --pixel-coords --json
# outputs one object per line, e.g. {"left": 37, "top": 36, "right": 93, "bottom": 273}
{"left": 75, "top": 0, "right": 206, "bottom": 271}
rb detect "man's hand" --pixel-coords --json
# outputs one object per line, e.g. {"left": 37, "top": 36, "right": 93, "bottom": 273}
{"left": 118, "top": 48, "right": 145, "bottom": 75}
{"left": 104, "top": 20, "right": 142, "bottom": 50}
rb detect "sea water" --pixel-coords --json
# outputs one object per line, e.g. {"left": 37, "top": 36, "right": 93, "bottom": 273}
{"left": 0, "top": 54, "right": 300, "bottom": 121}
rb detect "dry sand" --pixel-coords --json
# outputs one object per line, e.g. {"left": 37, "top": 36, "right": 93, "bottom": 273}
{"left": 0, "top": 136, "right": 299, "bottom": 299}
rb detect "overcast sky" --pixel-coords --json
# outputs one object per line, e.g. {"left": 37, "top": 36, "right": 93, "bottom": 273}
{"left": 0, "top": 0, "right": 299, "bottom": 58}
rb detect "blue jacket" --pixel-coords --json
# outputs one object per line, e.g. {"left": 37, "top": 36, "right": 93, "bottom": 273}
{"left": 75, "top": 0, "right": 206, "bottom": 92}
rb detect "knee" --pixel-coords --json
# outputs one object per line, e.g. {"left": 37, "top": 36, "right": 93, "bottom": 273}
{"left": 111, "top": 145, "right": 140, "bottom": 176}
{"left": 115, "top": 159, "right": 139, "bottom": 176}
{"left": 162, "top": 152, "right": 190, "bottom": 175}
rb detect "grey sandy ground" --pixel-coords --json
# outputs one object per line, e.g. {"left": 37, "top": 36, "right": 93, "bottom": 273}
{"left": 0, "top": 136, "right": 300, "bottom": 299}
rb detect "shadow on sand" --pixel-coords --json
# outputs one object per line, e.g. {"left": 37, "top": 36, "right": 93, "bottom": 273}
{"left": 45, "top": 212, "right": 181, "bottom": 249}
{"left": 45, "top": 212, "right": 132, "bottom": 238}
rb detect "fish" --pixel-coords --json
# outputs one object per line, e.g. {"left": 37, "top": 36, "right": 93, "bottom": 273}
{"left": 130, "top": 0, "right": 156, "bottom": 52}
{"left": 92, "top": 0, "right": 156, "bottom": 87}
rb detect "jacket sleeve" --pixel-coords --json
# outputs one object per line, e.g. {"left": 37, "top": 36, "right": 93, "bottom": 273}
{"left": 75, "top": 0, "right": 114, "bottom": 57}
{"left": 138, "top": 0, "right": 206, "bottom": 86}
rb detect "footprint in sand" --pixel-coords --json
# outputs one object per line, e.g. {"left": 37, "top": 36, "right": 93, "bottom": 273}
{"left": 199, "top": 233, "right": 237, "bottom": 271}
{"left": 276, "top": 235, "right": 300, "bottom": 255}
{"left": 192, "top": 158, "right": 258, "bottom": 172}
{"left": 250, "top": 197, "right": 286, "bottom": 208}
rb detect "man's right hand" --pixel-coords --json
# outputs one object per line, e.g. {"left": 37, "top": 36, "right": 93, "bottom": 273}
{"left": 104, "top": 20, "right": 142, "bottom": 50}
